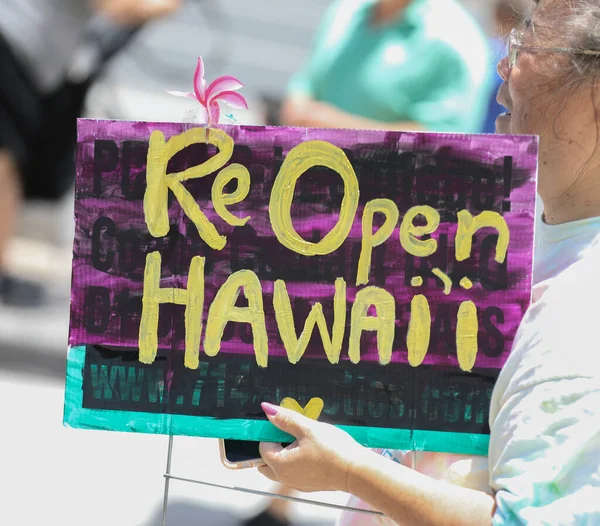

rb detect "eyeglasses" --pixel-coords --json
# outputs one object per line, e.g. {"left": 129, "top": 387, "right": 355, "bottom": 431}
{"left": 508, "top": 27, "right": 600, "bottom": 69}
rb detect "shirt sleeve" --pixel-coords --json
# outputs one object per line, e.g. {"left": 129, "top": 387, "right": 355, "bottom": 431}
{"left": 490, "top": 379, "right": 600, "bottom": 525}
{"left": 488, "top": 281, "right": 600, "bottom": 525}
{"left": 286, "top": 0, "right": 344, "bottom": 99}
{"left": 395, "top": 40, "right": 488, "bottom": 133}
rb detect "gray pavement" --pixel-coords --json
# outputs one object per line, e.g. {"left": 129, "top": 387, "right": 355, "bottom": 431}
{"left": 0, "top": 370, "right": 346, "bottom": 525}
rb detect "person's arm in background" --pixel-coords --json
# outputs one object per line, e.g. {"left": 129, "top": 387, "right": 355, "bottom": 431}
{"left": 91, "top": 0, "right": 181, "bottom": 26}
{"left": 67, "top": 0, "right": 181, "bottom": 84}
{"left": 282, "top": 38, "right": 484, "bottom": 133}
{"left": 281, "top": 97, "right": 424, "bottom": 131}
{"left": 280, "top": 4, "right": 425, "bottom": 133}
{"left": 277, "top": 0, "right": 424, "bottom": 130}
{"left": 279, "top": 0, "right": 338, "bottom": 127}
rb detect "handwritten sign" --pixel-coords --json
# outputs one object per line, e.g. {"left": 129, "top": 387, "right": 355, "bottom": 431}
{"left": 64, "top": 120, "right": 537, "bottom": 454}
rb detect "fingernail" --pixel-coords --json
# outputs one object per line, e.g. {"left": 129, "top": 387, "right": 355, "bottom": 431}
{"left": 261, "top": 402, "right": 279, "bottom": 416}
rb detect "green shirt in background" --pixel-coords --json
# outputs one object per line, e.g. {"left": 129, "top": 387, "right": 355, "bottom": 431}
{"left": 289, "top": 0, "right": 492, "bottom": 133}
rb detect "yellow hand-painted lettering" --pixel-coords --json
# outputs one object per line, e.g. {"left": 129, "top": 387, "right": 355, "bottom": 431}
{"left": 432, "top": 267, "right": 452, "bottom": 295}
{"left": 211, "top": 163, "right": 252, "bottom": 226}
{"left": 137, "top": 130, "right": 508, "bottom": 373}
{"left": 281, "top": 397, "right": 324, "bottom": 420}
{"left": 273, "top": 278, "right": 346, "bottom": 364}
{"left": 139, "top": 251, "right": 205, "bottom": 369}
{"left": 269, "top": 140, "right": 359, "bottom": 256}
{"left": 407, "top": 294, "right": 431, "bottom": 367}
{"left": 356, "top": 199, "right": 399, "bottom": 286}
{"left": 455, "top": 210, "right": 510, "bottom": 263}
{"left": 204, "top": 269, "right": 269, "bottom": 367}
{"left": 348, "top": 286, "right": 395, "bottom": 365}
{"left": 456, "top": 300, "right": 478, "bottom": 371}
{"left": 145, "top": 128, "right": 235, "bottom": 250}
{"left": 399, "top": 206, "right": 440, "bottom": 257}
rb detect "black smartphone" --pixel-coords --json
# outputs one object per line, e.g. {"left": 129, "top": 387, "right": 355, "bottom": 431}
{"left": 220, "top": 439, "right": 292, "bottom": 469}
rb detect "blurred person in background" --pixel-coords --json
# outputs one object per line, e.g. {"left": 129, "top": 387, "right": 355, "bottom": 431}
{"left": 0, "top": 0, "right": 180, "bottom": 306}
{"left": 481, "top": 0, "right": 527, "bottom": 133}
{"left": 280, "top": 0, "right": 491, "bottom": 133}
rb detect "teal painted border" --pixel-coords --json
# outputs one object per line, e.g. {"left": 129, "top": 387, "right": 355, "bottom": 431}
{"left": 64, "top": 346, "right": 490, "bottom": 456}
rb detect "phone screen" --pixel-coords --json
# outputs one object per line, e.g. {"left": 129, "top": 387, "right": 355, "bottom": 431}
{"left": 223, "top": 439, "right": 262, "bottom": 463}
{"left": 223, "top": 439, "right": 292, "bottom": 463}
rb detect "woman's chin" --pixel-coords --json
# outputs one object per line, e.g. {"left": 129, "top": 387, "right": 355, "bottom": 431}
{"left": 495, "top": 113, "right": 512, "bottom": 134}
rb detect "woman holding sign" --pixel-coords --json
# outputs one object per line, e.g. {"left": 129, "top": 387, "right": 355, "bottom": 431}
{"left": 257, "top": 1, "right": 600, "bottom": 524}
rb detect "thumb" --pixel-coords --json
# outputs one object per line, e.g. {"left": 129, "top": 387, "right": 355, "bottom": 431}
{"left": 258, "top": 441, "right": 283, "bottom": 464}
{"left": 261, "top": 402, "right": 312, "bottom": 439}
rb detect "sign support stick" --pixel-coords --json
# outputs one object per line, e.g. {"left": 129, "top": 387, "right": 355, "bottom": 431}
{"left": 159, "top": 436, "right": 384, "bottom": 523}
{"left": 160, "top": 434, "right": 174, "bottom": 526}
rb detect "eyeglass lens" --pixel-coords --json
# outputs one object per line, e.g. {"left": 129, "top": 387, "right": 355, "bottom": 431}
{"left": 508, "top": 29, "right": 521, "bottom": 69}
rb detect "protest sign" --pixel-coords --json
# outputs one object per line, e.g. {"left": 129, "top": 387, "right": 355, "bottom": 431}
{"left": 64, "top": 120, "right": 537, "bottom": 454}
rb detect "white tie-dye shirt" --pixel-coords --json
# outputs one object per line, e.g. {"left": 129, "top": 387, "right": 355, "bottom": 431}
{"left": 337, "top": 215, "right": 600, "bottom": 525}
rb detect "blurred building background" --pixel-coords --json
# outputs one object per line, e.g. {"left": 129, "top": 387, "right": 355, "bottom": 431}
{"left": 0, "top": 1, "right": 514, "bottom": 525}
{"left": 86, "top": 0, "right": 494, "bottom": 123}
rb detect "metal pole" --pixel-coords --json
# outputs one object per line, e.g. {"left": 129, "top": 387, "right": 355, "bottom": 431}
{"left": 162, "top": 474, "right": 384, "bottom": 517}
{"left": 158, "top": 434, "right": 383, "bottom": 518}
{"left": 161, "top": 435, "right": 174, "bottom": 526}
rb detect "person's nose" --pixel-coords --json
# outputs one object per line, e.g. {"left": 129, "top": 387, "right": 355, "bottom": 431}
{"left": 497, "top": 57, "right": 510, "bottom": 82}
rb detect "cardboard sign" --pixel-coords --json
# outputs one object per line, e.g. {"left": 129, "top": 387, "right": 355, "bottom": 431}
{"left": 64, "top": 120, "right": 537, "bottom": 454}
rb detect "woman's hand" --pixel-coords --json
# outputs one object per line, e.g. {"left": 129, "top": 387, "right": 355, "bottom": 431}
{"left": 258, "top": 402, "right": 497, "bottom": 525}
{"left": 257, "top": 402, "right": 368, "bottom": 493}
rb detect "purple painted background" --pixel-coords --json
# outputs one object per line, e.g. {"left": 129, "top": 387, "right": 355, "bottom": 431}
{"left": 69, "top": 119, "right": 537, "bottom": 370}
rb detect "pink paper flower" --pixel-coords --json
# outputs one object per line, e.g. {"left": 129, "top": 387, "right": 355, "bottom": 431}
{"left": 167, "top": 57, "right": 248, "bottom": 126}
